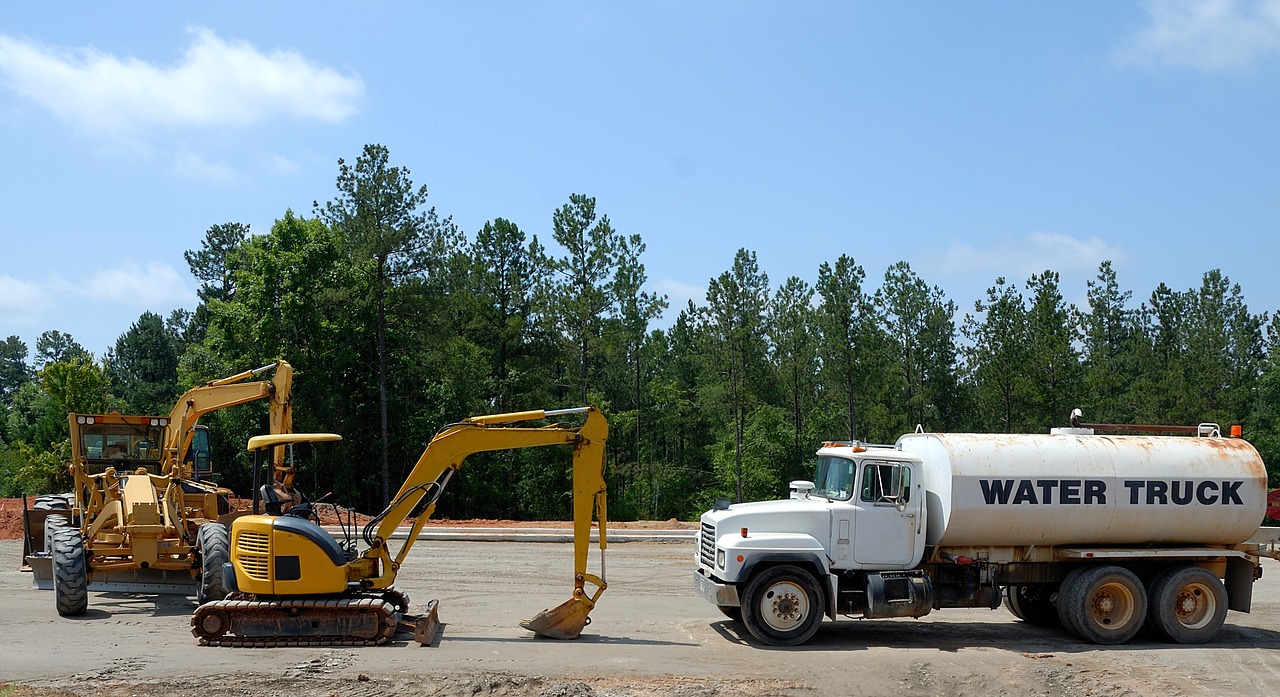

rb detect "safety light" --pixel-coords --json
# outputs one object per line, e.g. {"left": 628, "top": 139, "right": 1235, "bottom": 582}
{"left": 740, "top": 527, "right": 748, "bottom": 538}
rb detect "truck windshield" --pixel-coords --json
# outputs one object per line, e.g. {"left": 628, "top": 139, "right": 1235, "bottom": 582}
{"left": 812, "top": 456, "right": 855, "bottom": 500}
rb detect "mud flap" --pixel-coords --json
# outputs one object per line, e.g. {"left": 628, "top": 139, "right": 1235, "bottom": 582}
{"left": 519, "top": 595, "right": 594, "bottom": 640}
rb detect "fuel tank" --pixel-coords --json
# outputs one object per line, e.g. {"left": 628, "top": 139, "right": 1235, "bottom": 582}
{"left": 895, "top": 431, "right": 1267, "bottom": 547}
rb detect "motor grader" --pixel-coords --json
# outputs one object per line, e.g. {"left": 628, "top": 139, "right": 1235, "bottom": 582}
{"left": 32, "top": 360, "right": 295, "bottom": 616}
{"left": 191, "top": 406, "right": 609, "bottom": 646}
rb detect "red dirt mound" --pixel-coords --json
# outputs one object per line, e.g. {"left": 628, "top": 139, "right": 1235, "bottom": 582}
{"left": 0, "top": 497, "right": 694, "bottom": 540}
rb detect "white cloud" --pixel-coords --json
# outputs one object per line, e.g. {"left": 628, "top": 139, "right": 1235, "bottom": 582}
{"left": 1117, "top": 0, "right": 1280, "bottom": 71}
{"left": 54, "top": 262, "right": 197, "bottom": 309}
{"left": 259, "top": 151, "right": 301, "bottom": 176}
{"left": 0, "top": 27, "right": 363, "bottom": 136}
{"left": 934, "top": 232, "right": 1126, "bottom": 281}
{"left": 0, "top": 274, "right": 52, "bottom": 327}
{"left": 172, "top": 151, "right": 245, "bottom": 185}
{"left": 652, "top": 278, "right": 707, "bottom": 316}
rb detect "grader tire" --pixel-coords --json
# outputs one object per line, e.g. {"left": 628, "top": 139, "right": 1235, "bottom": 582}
{"left": 52, "top": 527, "right": 88, "bottom": 617}
{"left": 196, "top": 523, "right": 231, "bottom": 605}
{"left": 43, "top": 514, "right": 68, "bottom": 555}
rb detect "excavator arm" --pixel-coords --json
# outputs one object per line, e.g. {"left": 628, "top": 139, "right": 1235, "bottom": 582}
{"left": 163, "top": 360, "right": 293, "bottom": 477}
{"left": 363, "top": 406, "right": 608, "bottom": 638}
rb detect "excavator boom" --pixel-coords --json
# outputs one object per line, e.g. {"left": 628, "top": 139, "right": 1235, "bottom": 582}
{"left": 163, "top": 360, "right": 293, "bottom": 476}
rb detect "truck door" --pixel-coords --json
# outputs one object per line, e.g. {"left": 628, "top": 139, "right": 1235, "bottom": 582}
{"left": 852, "top": 461, "right": 921, "bottom": 567}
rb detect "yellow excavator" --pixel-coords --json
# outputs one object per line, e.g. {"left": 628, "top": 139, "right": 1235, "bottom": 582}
{"left": 191, "top": 406, "right": 609, "bottom": 647}
{"left": 38, "top": 360, "right": 295, "bottom": 615}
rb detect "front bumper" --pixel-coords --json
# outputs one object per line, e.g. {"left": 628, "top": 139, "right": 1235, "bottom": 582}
{"left": 693, "top": 569, "right": 740, "bottom": 607}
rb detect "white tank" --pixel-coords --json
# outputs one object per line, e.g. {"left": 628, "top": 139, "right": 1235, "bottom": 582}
{"left": 895, "top": 431, "right": 1268, "bottom": 547}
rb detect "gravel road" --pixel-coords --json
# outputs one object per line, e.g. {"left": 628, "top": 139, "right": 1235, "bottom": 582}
{"left": 2, "top": 538, "right": 1279, "bottom": 696}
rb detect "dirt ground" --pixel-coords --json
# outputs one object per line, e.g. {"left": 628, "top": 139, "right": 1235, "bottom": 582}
{"left": 2, "top": 536, "right": 1280, "bottom": 697}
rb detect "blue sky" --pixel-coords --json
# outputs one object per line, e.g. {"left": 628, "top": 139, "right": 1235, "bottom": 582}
{"left": 2, "top": 2, "right": 1279, "bottom": 360}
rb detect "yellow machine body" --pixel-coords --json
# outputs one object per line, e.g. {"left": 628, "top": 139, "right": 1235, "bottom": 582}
{"left": 34, "top": 360, "right": 296, "bottom": 613}
{"left": 205, "top": 406, "right": 609, "bottom": 645}
{"left": 229, "top": 514, "right": 355, "bottom": 595}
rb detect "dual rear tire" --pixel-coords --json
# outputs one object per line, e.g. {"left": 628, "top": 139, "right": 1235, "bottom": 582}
{"left": 1055, "top": 564, "right": 1227, "bottom": 645}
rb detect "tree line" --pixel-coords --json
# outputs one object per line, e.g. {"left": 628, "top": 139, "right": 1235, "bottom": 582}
{"left": 2, "top": 143, "right": 1277, "bottom": 521}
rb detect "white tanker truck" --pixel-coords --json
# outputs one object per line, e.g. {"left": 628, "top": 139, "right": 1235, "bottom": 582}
{"left": 694, "top": 416, "right": 1280, "bottom": 646}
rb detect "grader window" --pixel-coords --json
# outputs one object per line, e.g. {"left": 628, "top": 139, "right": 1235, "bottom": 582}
{"left": 79, "top": 422, "right": 165, "bottom": 471}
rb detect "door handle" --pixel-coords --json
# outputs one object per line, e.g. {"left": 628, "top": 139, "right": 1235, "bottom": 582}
{"left": 900, "top": 513, "right": 915, "bottom": 519}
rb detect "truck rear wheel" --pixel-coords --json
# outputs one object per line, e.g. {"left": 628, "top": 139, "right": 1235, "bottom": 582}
{"left": 1146, "top": 566, "right": 1227, "bottom": 644}
{"left": 1057, "top": 565, "right": 1146, "bottom": 644}
{"left": 196, "top": 523, "right": 230, "bottom": 605}
{"left": 52, "top": 527, "right": 88, "bottom": 617}
{"left": 1005, "top": 584, "right": 1059, "bottom": 627}
{"left": 741, "top": 565, "right": 823, "bottom": 646}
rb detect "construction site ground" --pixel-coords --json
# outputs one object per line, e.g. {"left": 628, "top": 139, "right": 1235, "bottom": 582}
{"left": 1, "top": 519, "right": 1279, "bottom": 696}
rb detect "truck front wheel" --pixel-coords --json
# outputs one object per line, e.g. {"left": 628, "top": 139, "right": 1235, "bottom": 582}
{"left": 1146, "top": 566, "right": 1227, "bottom": 644}
{"left": 741, "top": 565, "right": 823, "bottom": 646}
{"left": 1057, "top": 565, "right": 1146, "bottom": 644}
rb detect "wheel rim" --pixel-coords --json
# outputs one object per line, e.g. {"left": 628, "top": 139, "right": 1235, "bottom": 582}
{"left": 1089, "top": 581, "right": 1135, "bottom": 630}
{"left": 757, "top": 581, "right": 810, "bottom": 632}
{"left": 1171, "top": 582, "right": 1216, "bottom": 630}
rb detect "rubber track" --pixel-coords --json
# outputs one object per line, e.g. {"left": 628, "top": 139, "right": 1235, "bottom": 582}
{"left": 192, "top": 595, "right": 398, "bottom": 647}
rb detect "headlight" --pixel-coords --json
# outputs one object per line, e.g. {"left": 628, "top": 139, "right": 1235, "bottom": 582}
{"left": 717, "top": 549, "right": 726, "bottom": 569}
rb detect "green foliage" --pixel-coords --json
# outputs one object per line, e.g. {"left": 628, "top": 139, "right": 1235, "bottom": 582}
{"left": 109, "top": 311, "right": 180, "bottom": 414}
{"left": 34, "top": 331, "right": 89, "bottom": 368}
{"left": 21, "top": 143, "right": 1280, "bottom": 523}
{"left": 0, "top": 439, "right": 70, "bottom": 496}
{"left": 186, "top": 222, "right": 249, "bottom": 303}
{"left": 0, "top": 335, "right": 32, "bottom": 408}
{"left": 40, "top": 357, "right": 112, "bottom": 415}
{"left": 964, "top": 277, "right": 1032, "bottom": 432}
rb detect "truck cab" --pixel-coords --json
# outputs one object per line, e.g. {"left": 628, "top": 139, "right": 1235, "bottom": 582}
{"left": 694, "top": 442, "right": 929, "bottom": 645}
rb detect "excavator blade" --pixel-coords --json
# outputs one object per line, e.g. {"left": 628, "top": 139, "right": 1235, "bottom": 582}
{"left": 519, "top": 596, "right": 594, "bottom": 640}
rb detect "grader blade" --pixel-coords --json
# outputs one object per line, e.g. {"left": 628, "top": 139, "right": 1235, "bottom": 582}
{"left": 520, "top": 595, "right": 594, "bottom": 640}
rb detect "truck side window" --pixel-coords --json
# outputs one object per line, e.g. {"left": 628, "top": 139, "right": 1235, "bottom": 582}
{"left": 860, "top": 462, "right": 910, "bottom": 505}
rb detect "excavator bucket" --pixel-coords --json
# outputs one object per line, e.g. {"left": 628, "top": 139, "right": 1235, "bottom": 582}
{"left": 520, "top": 595, "right": 595, "bottom": 640}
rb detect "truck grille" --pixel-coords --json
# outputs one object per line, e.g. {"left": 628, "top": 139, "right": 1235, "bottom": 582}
{"left": 700, "top": 522, "right": 716, "bottom": 567}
